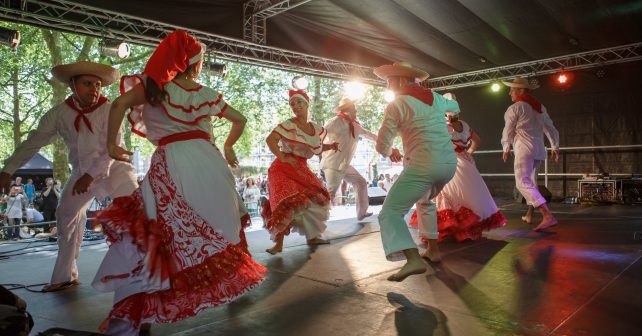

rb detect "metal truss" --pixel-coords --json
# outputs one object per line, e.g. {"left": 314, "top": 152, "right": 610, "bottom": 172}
{"left": 0, "top": 0, "right": 381, "bottom": 85}
{"left": 425, "top": 42, "right": 642, "bottom": 90}
{"left": 2, "top": 0, "right": 641, "bottom": 89}
{"left": 243, "top": 0, "right": 313, "bottom": 44}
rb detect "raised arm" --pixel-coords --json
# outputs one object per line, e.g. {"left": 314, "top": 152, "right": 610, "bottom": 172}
{"left": 107, "top": 84, "right": 147, "bottom": 162}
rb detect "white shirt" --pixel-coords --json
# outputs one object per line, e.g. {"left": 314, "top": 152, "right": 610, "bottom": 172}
{"left": 501, "top": 101, "right": 559, "bottom": 161}
{"left": 2, "top": 97, "right": 125, "bottom": 180}
{"left": 321, "top": 115, "right": 376, "bottom": 170}
{"left": 4, "top": 194, "right": 24, "bottom": 218}
{"left": 376, "top": 91, "right": 459, "bottom": 170}
{"left": 273, "top": 119, "right": 326, "bottom": 159}
{"left": 25, "top": 208, "right": 44, "bottom": 222}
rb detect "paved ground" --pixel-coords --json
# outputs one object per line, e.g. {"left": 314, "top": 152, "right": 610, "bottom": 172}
{"left": 1, "top": 200, "right": 641, "bottom": 335}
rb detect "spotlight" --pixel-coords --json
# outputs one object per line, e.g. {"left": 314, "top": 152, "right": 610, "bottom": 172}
{"left": 344, "top": 80, "right": 367, "bottom": 101}
{"left": 0, "top": 27, "right": 20, "bottom": 49}
{"left": 292, "top": 76, "right": 309, "bottom": 90}
{"left": 529, "top": 77, "right": 539, "bottom": 87}
{"left": 595, "top": 68, "right": 606, "bottom": 78}
{"left": 490, "top": 83, "right": 501, "bottom": 92}
{"left": 557, "top": 73, "right": 568, "bottom": 84}
{"left": 204, "top": 62, "right": 227, "bottom": 77}
{"left": 100, "top": 40, "right": 130, "bottom": 59}
{"left": 384, "top": 89, "right": 395, "bottom": 102}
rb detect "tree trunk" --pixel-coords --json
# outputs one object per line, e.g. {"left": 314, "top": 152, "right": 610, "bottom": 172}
{"left": 11, "top": 69, "right": 21, "bottom": 148}
{"left": 41, "top": 30, "right": 70, "bottom": 184}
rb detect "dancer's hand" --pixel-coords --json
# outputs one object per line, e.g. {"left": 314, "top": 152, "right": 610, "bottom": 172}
{"left": 72, "top": 173, "right": 94, "bottom": 195}
{"left": 389, "top": 148, "right": 403, "bottom": 163}
{"left": 224, "top": 146, "right": 239, "bottom": 167}
{"left": 108, "top": 144, "right": 133, "bottom": 162}
{"left": 502, "top": 150, "right": 512, "bottom": 162}
{"left": 550, "top": 149, "right": 559, "bottom": 163}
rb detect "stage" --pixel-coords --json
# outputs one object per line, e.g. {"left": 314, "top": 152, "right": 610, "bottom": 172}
{"left": 1, "top": 200, "right": 641, "bottom": 335}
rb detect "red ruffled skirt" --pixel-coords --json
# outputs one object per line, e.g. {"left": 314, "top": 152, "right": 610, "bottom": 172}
{"left": 94, "top": 146, "right": 265, "bottom": 331}
{"left": 262, "top": 155, "right": 330, "bottom": 241}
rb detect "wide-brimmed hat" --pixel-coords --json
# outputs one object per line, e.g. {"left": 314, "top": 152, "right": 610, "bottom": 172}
{"left": 333, "top": 97, "right": 356, "bottom": 113}
{"left": 51, "top": 61, "right": 119, "bottom": 86}
{"left": 373, "top": 61, "right": 430, "bottom": 82}
{"left": 443, "top": 92, "right": 459, "bottom": 115}
{"left": 502, "top": 77, "right": 539, "bottom": 90}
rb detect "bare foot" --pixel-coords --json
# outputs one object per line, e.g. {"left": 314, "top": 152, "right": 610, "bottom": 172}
{"left": 421, "top": 248, "right": 442, "bottom": 262}
{"left": 307, "top": 237, "right": 330, "bottom": 245}
{"left": 387, "top": 259, "right": 427, "bottom": 282}
{"left": 266, "top": 245, "right": 283, "bottom": 255}
{"left": 534, "top": 217, "right": 558, "bottom": 231}
{"left": 357, "top": 212, "right": 373, "bottom": 221}
{"left": 42, "top": 280, "right": 78, "bottom": 292}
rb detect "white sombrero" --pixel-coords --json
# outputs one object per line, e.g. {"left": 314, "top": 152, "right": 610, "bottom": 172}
{"left": 373, "top": 61, "right": 430, "bottom": 82}
{"left": 502, "top": 77, "right": 539, "bottom": 90}
{"left": 333, "top": 97, "right": 356, "bottom": 113}
{"left": 51, "top": 60, "right": 120, "bottom": 86}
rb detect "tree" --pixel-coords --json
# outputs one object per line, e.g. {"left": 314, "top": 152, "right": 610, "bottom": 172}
{"left": 0, "top": 23, "right": 51, "bottom": 157}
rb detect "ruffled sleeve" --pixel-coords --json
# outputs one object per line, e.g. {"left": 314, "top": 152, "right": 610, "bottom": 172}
{"left": 272, "top": 119, "right": 326, "bottom": 155}
{"left": 121, "top": 74, "right": 227, "bottom": 138}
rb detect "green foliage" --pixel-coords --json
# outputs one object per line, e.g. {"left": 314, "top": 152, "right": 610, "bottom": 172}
{"left": 0, "top": 23, "right": 392, "bottom": 170}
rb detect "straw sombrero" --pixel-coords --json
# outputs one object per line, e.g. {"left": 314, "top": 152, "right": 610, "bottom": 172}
{"left": 502, "top": 77, "right": 539, "bottom": 90}
{"left": 374, "top": 61, "right": 430, "bottom": 82}
{"left": 51, "top": 61, "right": 119, "bottom": 86}
{"left": 333, "top": 97, "right": 356, "bottom": 113}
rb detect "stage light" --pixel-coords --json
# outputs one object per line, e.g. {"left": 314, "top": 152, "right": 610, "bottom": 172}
{"left": 490, "top": 83, "right": 501, "bottom": 92}
{"left": 384, "top": 89, "right": 395, "bottom": 102}
{"left": 344, "top": 80, "right": 367, "bottom": 101}
{"left": 292, "top": 76, "right": 309, "bottom": 90}
{"left": 557, "top": 73, "right": 568, "bottom": 84}
{"left": 529, "top": 78, "right": 539, "bottom": 87}
{"left": 204, "top": 62, "right": 227, "bottom": 77}
{"left": 100, "top": 40, "right": 130, "bottom": 59}
{"left": 595, "top": 68, "right": 606, "bottom": 78}
{"left": 0, "top": 27, "right": 20, "bottom": 49}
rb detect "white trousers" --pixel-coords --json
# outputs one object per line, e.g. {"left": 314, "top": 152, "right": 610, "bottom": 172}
{"left": 323, "top": 166, "right": 370, "bottom": 219}
{"left": 378, "top": 164, "right": 455, "bottom": 261}
{"left": 51, "top": 164, "right": 137, "bottom": 284}
{"left": 514, "top": 155, "right": 546, "bottom": 207}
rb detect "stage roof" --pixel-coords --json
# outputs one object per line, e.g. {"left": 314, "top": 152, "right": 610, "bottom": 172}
{"left": 2, "top": 0, "right": 642, "bottom": 87}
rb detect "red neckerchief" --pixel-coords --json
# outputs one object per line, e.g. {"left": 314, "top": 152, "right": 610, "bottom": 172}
{"left": 397, "top": 83, "right": 434, "bottom": 106}
{"left": 64, "top": 95, "right": 109, "bottom": 133}
{"left": 336, "top": 112, "right": 360, "bottom": 138}
{"left": 514, "top": 94, "right": 542, "bottom": 113}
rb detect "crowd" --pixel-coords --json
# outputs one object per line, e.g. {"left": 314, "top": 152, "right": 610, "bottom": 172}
{"left": 0, "top": 30, "right": 559, "bottom": 335}
{"left": 0, "top": 176, "right": 61, "bottom": 240}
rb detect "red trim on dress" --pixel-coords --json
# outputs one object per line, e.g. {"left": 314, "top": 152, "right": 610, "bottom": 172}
{"left": 96, "top": 147, "right": 265, "bottom": 331}
{"left": 409, "top": 208, "right": 506, "bottom": 242}
{"left": 262, "top": 155, "right": 330, "bottom": 241}
{"left": 158, "top": 130, "right": 210, "bottom": 146}
{"left": 171, "top": 79, "right": 203, "bottom": 92}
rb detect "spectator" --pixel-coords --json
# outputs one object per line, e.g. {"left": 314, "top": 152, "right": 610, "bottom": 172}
{"left": 243, "top": 177, "right": 261, "bottom": 217}
{"left": 40, "top": 177, "right": 60, "bottom": 230}
{"left": 382, "top": 174, "right": 393, "bottom": 192}
{"left": 4, "top": 186, "right": 26, "bottom": 240}
{"left": 24, "top": 179, "right": 35, "bottom": 206}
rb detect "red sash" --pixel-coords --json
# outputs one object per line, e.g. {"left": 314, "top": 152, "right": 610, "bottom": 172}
{"left": 158, "top": 130, "right": 210, "bottom": 146}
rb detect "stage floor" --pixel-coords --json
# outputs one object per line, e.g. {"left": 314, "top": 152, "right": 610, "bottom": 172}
{"left": 1, "top": 201, "right": 642, "bottom": 335}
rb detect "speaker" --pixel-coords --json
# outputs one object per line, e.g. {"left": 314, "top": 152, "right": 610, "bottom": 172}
{"left": 514, "top": 185, "right": 552, "bottom": 203}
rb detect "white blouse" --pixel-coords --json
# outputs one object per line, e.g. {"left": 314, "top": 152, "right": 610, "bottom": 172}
{"left": 272, "top": 119, "right": 327, "bottom": 159}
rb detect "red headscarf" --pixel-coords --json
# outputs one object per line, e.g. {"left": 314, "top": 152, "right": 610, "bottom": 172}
{"left": 288, "top": 89, "right": 310, "bottom": 103}
{"left": 144, "top": 30, "right": 203, "bottom": 90}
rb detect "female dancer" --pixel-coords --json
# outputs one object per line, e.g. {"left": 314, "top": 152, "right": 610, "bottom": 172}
{"left": 410, "top": 93, "right": 506, "bottom": 241}
{"left": 262, "top": 89, "right": 338, "bottom": 254}
{"left": 92, "top": 31, "right": 266, "bottom": 335}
